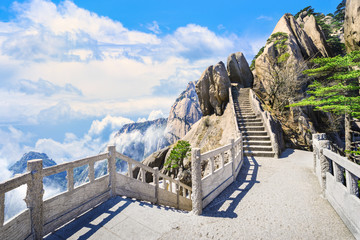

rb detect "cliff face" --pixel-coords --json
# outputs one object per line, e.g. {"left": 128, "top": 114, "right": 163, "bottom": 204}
{"left": 344, "top": 0, "right": 360, "bottom": 52}
{"left": 165, "top": 81, "right": 202, "bottom": 144}
{"left": 252, "top": 12, "right": 338, "bottom": 149}
{"left": 254, "top": 13, "right": 330, "bottom": 93}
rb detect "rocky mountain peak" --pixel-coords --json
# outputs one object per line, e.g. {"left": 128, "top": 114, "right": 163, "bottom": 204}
{"left": 165, "top": 81, "right": 202, "bottom": 144}
{"left": 9, "top": 151, "right": 56, "bottom": 174}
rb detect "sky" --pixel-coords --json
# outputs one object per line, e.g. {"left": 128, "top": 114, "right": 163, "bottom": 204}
{"left": 0, "top": 0, "right": 342, "bottom": 177}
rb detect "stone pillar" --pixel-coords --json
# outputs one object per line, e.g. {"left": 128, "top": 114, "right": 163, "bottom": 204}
{"left": 313, "top": 134, "right": 330, "bottom": 196}
{"left": 107, "top": 145, "right": 117, "bottom": 197}
{"left": 153, "top": 167, "right": 159, "bottom": 204}
{"left": 231, "top": 139, "right": 236, "bottom": 181}
{"left": 25, "top": 159, "right": 44, "bottom": 240}
{"left": 191, "top": 148, "right": 202, "bottom": 215}
{"left": 240, "top": 133, "right": 244, "bottom": 162}
{"left": 0, "top": 193, "right": 4, "bottom": 227}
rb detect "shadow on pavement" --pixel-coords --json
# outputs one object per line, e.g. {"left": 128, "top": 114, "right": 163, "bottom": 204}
{"left": 45, "top": 196, "right": 133, "bottom": 240}
{"left": 280, "top": 148, "right": 295, "bottom": 158}
{"left": 202, "top": 156, "right": 260, "bottom": 218}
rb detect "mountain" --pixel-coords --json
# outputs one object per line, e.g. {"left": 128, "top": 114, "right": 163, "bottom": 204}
{"left": 10, "top": 152, "right": 67, "bottom": 190}
{"left": 165, "top": 81, "right": 202, "bottom": 143}
{"left": 113, "top": 118, "right": 169, "bottom": 163}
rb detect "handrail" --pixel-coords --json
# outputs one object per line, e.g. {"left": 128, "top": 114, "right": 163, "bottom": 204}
{"left": 0, "top": 172, "right": 31, "bottom": 193}
{"left": 201, "top": 143, "right": 232, "bottom": 160}
{"left": 313, "top": 133, "right": 360, "bottom": 238}
{"left": 42, "top": 152, "right": 109, "bottom": 177}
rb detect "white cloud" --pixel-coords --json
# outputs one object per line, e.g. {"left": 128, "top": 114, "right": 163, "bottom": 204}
{"left": 88, "top": 115, "right": 133, "bottom": 136}
{"left": 146, "top": 21, "right": 161, "bottom": 34}
{"left": 257, "top": 15, "right": 273, "bottom": 21}
{"left": 148, "top": 110, "right": 165, "bottom": 121}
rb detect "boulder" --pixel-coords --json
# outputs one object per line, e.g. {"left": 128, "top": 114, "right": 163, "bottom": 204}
{"left": 133, "top": 146, "right": 170, "bottom": 183}
{"left": 196, "top": 66, "right": 213, "bottom": 116}
{"left": 165, "top": 81, "right": 202, "bottom": 144}
{"left": 344, "top": 0, "right": 360, "bottom": 52}
{"left": 196, "top": 61, "right": 231, "bottom": 116}
{"left": 226, "top": 52, "right": 254, "bottom": 87}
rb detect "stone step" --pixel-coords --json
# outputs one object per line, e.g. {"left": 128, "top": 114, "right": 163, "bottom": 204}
{"left": 242, "top": 131, "right": 268, "bottom": 136}
{"left": 238, "top": 122, "right": 263, "bottom": 127}
{"left": 244, "top": 146, "right": 273, "bottom": 151}
{"left": 238, "top": 118, "right": 262, "bottom": 123}
{"left": 239, "top": 126, "right": 265, "bottom": 131}
{"left": 243, "top": 136, "right": 271, "bottom": 141}
{"left": 244, "top": 151, "right": 275, "bottom": 158}
{"left": 237, "top": 115, "right": 257, "bottom": 119}
{"left": 243, "top": 141, "right": 272, "bottom": 146}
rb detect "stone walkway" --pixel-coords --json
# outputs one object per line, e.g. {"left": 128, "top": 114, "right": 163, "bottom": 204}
{"left": 45, "top": 149, "right": 354, "bottom": 240}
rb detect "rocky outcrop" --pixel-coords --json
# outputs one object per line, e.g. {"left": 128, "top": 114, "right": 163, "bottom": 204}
{"left": 165, "top": 82, "right": 202, "bottom": 144}
{"left": 196, "top": 61, "right": 231, "bottom": 116}
{"left": 254, "top": 13, "right": 329, "bottom": 94}
{"left": 344, "top": 0, "right": 360, "bottom": 52}
{"left": 227, "top": 52, "right": 254, "bottom": 87}
{"left": 297, "top": 13, "right": 331, "bottom": 57}
{"left": 133, "top": 147, "right": 170, "bottom": 183}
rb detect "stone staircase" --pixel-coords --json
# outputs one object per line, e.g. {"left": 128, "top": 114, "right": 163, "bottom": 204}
{"left": 232, "top": 87, "right": 275, "bottom": 157}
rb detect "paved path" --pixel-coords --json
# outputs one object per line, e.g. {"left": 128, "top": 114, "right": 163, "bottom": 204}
{"left": 45, "top": 149, "right": 354, "bottom": 240}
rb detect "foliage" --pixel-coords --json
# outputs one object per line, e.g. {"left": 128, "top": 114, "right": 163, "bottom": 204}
{"left": 290, "top": 51, "right": 360, "bottom": 117}
{"left": 250, "top": 46, "right": 264, "bottom": 70}
{"left": 294, "top": 6, "right": 316, "bottom": 19}
{"left": 334, "top": 0, "right": 346, "bottom": 22}
{"left": 164, "top": 140, "right": 191, "bottom": 171}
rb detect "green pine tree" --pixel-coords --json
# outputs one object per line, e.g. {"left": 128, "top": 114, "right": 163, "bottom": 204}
{"left": 290, "top": 51, "right": 360, "bottom": 158}
{"left": 164, "top": 140, "right": 191, "bottom": 175}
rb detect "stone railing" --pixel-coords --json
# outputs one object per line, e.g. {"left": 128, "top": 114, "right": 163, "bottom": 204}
{"left": 228, "top": 84, "right": 241, "bottom": 138}
{"left": 249, "top": 89, "right": 284, "bottom": 158}
{"left": 313, "top": 133, "right": 360, "bottom": 239}
{"left": 0, "top": 146, "right": 192, "bottom": 239}
{"left": 191, "top": 136, "right": 243, "bottom": 215}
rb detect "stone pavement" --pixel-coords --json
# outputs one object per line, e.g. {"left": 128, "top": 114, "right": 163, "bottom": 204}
{"left": 45, "top": 149, "right": 354, "bottom": 240}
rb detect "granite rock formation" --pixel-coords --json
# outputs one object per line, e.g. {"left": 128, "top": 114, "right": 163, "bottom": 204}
{"left": 254, "top": 13, "right": 330, "bottom": 94}
{"left": 227, "top": 52, "right": 254, "bottom": 87}
{"left": 297, "top": 12, "right": 331, "bottom": 57}
{"left": 165, "top": 81, "right": 202, "bottom": 144}
{"left": 344, "top": 0, "right": 360, "bottom": 52}
{"left": 196, "top": 61, "right": 231, "bottom": 116}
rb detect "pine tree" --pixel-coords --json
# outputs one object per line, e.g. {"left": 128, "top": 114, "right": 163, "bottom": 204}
{"left": 164, "top": 140, "right": 191, "bottom": 175}
{"left": 290, "top": 51, "right": 360, "bottom": 159}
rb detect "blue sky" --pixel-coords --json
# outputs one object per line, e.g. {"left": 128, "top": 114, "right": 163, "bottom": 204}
{"left": 0, "top": 0, "right": 342, "bottom": 175}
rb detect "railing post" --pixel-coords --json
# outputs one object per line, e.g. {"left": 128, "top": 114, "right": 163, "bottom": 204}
{"left": 67, "top": 168, "right": 74, "bottom": 192}
{"left": 107, "top": 145, "right": 117, "bottom": 197}
{"left": 153, "top": 167, "right": 159, "bottom": 204}
{"left": 89, "top": 160, "right": 95, "bottom": 182}
{"left": 315, "top": 134, "right": 330, "bottom": 196}
{"left": 210, "top": 157, "right": 214, "bottom": 174}
{"left": 25, "top": 159, "right": 44, "bottom": 240}
{"left": 231, "top": 139, "right": 236, "bottom": 181}
{"left": 346, "top": 170, "right": 359, "bottom": 197}
{"left": 0, "top": 193, "right": 4, "bottom": 227}
{"left": 191, "top": 148, "right": 202, "bottom": 215}
{"left": 240, "top": 133, "right": 243, "bottom": 162}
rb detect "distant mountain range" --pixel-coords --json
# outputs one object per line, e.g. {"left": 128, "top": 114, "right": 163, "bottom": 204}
{"left": 8, "top": 81, "right": 202, "bottom": 188}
